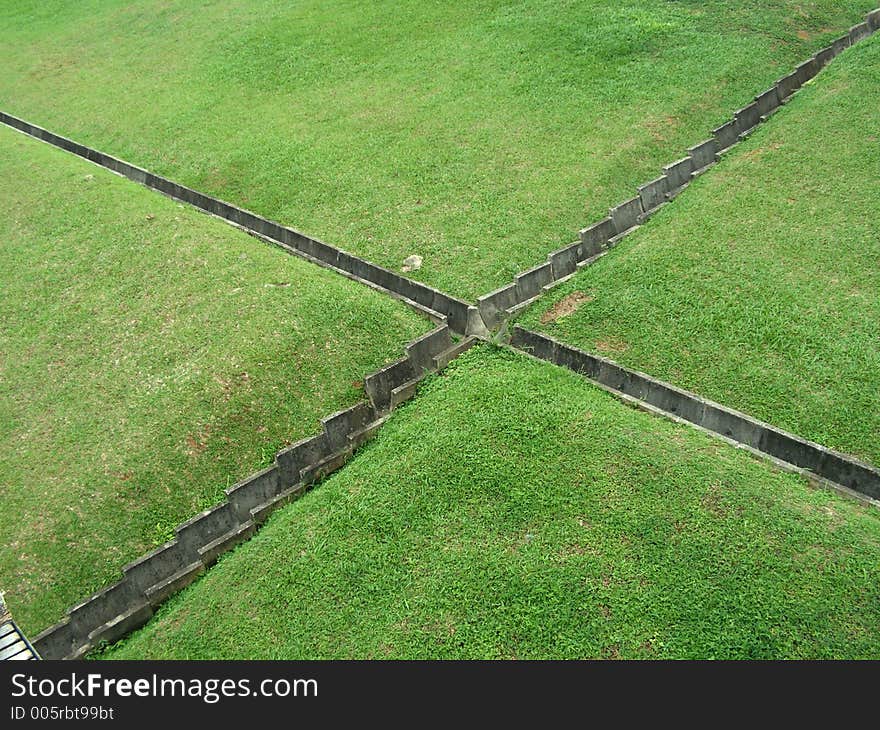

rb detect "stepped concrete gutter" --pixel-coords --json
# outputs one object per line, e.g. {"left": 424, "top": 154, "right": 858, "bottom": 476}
{"left": 509, "top": 326, "right": 880, "bottom": 506}
{"left": 0, "top": 593, "right": 40, "bottom": 661}
{"left": 0, "top": 111, "right": 486, "bottom": 338}
{"left": 475, "top": 9, "right": 879, "bottom": 333}
{"left": 27, "top": 325, "right": 477, "bottom": 660}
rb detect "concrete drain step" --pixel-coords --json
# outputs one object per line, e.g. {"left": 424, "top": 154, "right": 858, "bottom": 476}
{"left": 348, "top": 416, "right": 389, "bottom": 449}
{"left": 433, "top": 337, "right": 477, "bottom": 371}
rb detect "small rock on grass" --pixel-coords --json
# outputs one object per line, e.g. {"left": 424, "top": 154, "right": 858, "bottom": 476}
{"left": 402, "top": 254, "right": 423, "bottom": 273}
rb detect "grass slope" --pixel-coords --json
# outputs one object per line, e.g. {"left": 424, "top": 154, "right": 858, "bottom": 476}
{"left": 519, "top": 36, "right": 880, "bottom": 467}
{"left": 0, "top": 1, "right": 874, "bottom": 299}
{"left": 103, "top": 347, "right": 880, "bottom": 660}
{"left": 0, "top": 125, "right": 428, "bottom": 635}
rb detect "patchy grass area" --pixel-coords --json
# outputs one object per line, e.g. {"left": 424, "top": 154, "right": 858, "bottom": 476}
{"left": 0, "top": 0, "right": 873, "bottom": 299}
{"left": 520, "top": 36, "right": 880, "bottom": 467}
{"left": 0, "top": 125, "right": 428, "bottom": 635}
{"left": 102, "top": 347, "right": 880, "bottom": 660}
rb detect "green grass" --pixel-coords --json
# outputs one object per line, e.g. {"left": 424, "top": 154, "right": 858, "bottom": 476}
{"left": 519, "top": 35, "right": 880, "bottom": 467}
{"left": 102, "top": 347, "right": 880, "bottom": 660}
{"left": 0, "top": 1, "right": 873, "bottom": 299}
{"left": 0, "top": 124, "right": 428, "bottom": 636}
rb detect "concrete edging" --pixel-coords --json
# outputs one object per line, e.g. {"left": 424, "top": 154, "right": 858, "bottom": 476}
{"left": 476, "top": 9, "right": 879, "bottom": 330}
{"left": 0, "top": 112, "right": 484, "bottom": 337}
{"left": 509, "top": 326, "right": 880, "bottom": 504}
{"left": 31, "top": 325, "right": 477, "bottom": 660}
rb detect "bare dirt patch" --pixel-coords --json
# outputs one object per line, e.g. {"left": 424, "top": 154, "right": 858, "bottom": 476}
{"left": 540, "top": 291, "right": 594, "bottom": 324}
{"left": 184, "top": 425, "right": 212, "bottom": 457}
{"left": 594, "top": 338, "right": 628, "bottom": 354}
{"left": 644, "top": 114, "right": 680, "bottom": 143}
{"left": 701, "top": 483, "right": 727, "bottom": 518}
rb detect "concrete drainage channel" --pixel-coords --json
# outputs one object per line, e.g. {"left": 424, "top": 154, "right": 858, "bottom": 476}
{"left": 509, "top": 327, "right": 880, "bottom": 506}
{"left": 483, "top": 10, "right": 880, "bottom": 508}
{"left": 3, "top": 6, "right": 880, "bottom": 659}
{"left": 0, "top": 114, "right": 486, "bottom": 338}
{"left": 32, "top": 324, "right": 475, "bottom": 660}
{"left": 477, "top": 10, "right": 880, "bottom": 331}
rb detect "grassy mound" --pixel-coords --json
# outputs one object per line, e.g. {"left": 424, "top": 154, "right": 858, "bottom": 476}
{"left": 104, "top": 348, "right": 880, "bottom": 659}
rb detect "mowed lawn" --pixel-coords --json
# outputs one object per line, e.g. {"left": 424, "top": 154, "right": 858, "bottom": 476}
{"left": 0, "top": 1, "right": 874, "bottom": 299}
{"left": 0, "top": 125, "right": 428, "bottom": 635}
{"left": 103, "top": 347, "right": 880, "bottom": 660}
{"left": 519, "top": 35, "right": 880, "bottom": 467}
